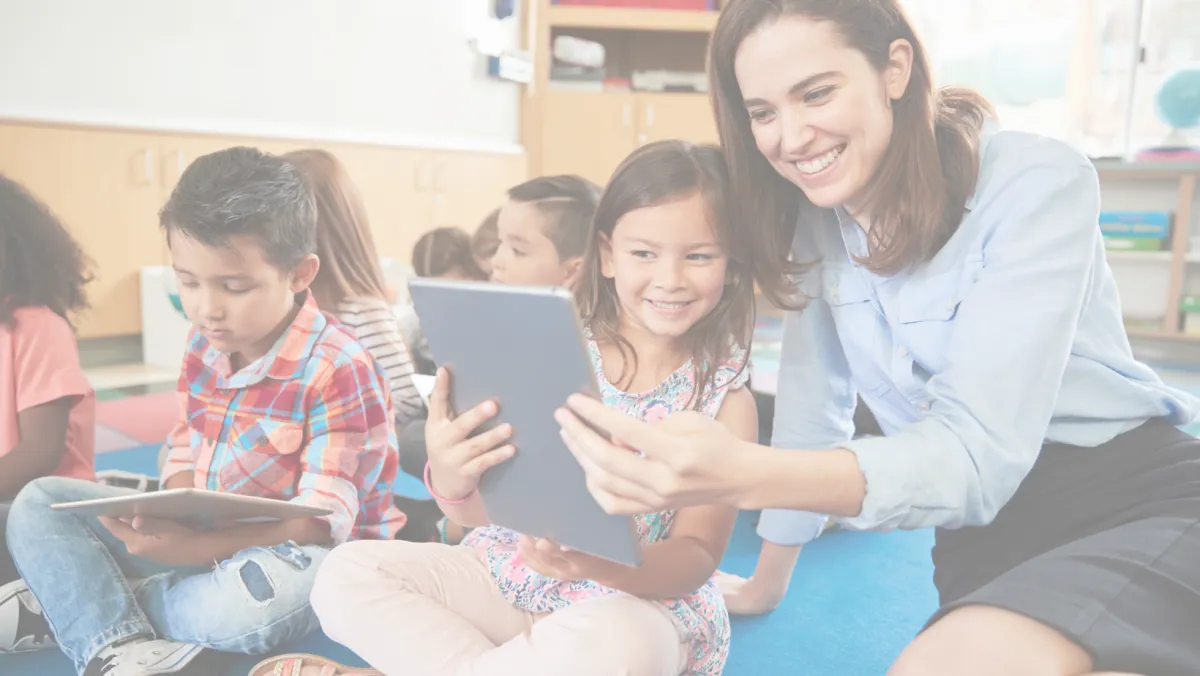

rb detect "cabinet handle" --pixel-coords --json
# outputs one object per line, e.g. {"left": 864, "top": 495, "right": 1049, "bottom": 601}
{"left": 433, "top": 163, "right": 446, "bottom": 194}
{"left": 414, "top": 160, "right": 430, "bottom": 192}
{"left": 644, "top": 103, "right": 655, "bottom": 128}
{"left": 622, "top": 102, "right": 631, "bottom": 126}
{"left": 135, "top": 148, "right": 155, "bottom": 185}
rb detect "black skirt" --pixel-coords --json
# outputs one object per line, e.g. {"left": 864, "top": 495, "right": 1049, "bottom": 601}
{"left": 930, "top": 418, "right": 1200, "bottom": 675}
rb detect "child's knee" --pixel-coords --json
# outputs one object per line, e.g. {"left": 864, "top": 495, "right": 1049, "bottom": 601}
{"left": 219, "top": 542, "right": 327, "bottom": 608}
{"left": 8, "top": 476, "right": 82, "bottom": 533}
{"left": 309, "top": 540, "right": 395, "bottom": 635}
{"left": 310, "top": 541, "right": 381, "bottom": 610}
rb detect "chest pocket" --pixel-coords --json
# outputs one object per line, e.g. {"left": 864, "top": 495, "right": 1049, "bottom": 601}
{"left": 218, "top": 417, "right": 306, "bottom": 493}
{"left": 894, "top": 259, "right": 980, "bottom": 373}
{"left": 822, "top": 265, "right": 873, "bottom": 308}
{"left": 896, "top": 259, "right": 979, "bottom": 324}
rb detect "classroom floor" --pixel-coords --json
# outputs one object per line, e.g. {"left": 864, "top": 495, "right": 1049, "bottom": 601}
{"left": 5, "top": 359, "right": 1194, "bottom": 675}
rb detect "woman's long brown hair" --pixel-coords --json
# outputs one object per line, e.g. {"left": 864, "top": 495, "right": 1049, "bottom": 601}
{"left": 709, "top": 0, "right": 994, "bottom": 310}
{"left": 282, "top": 149, "right": 389, "bottom": 308}
{"left": 575, "top": 141, "right": 755, "bottom": 410}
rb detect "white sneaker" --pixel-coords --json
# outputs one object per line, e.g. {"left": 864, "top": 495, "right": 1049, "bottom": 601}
{"left": 0, "top": 579, "right": 55, "bottom": 653}
{"left": 85, "top": 638, "right": 221, "bottom": 676}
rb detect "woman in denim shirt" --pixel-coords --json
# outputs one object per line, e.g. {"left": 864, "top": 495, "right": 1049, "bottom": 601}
{"left": 554, "top": 1, "right": 1200, "bottom": 674}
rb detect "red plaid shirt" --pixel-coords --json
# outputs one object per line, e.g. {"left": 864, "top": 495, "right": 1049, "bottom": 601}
{"left": 161, "top": 292, "right": 405, "bottom": 543}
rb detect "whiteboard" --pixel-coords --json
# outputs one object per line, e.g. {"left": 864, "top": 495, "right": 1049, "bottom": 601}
{"left": 0, "top": 0, "right": 523, "bottom": 153}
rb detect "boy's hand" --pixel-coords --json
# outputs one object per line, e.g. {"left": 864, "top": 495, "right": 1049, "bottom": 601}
{"left": 516, "top": 535, "right": 618, "bottom": 583}
{"left": 99, "top": 516, "right": 211, "bottom": 567}
{"left": 425, "top": 367, "right": 516, "bottom": 501}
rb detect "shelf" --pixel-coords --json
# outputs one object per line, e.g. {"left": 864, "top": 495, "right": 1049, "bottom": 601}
{"left": 1093, "top": 159, "right": 1200, "bottom": 179}
{"left": 1106, "top": 250, "right": 1172, "bottom": 262}
{"left": 547, "top": 5, "right": 720, "bottom": 32}
{"left": 1126, "top": 328, "right": 1200, "bottom": 343}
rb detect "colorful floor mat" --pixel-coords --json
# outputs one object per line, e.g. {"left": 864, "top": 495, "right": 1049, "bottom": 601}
{"left": 94, "top": 387, "right": 178, "bottom": 454}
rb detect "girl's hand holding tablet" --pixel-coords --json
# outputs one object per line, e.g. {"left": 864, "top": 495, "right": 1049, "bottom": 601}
{"left": 424, "top": 366, "right": 517, "bottom": 503}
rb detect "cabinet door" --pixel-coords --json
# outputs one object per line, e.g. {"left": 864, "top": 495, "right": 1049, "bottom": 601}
{"left": 159, "top": 135, "right": 300, "bottom": 198}
{"left": 540, "top": 91, "right": 637, "bottom": 186}
{"left": 0, "top": 123, "right": 167, "bottom": 338}
{"left": 636, "top": 92, "right": 720, "bottom": 147}
{"left": 331, "top": 144, "right": 433, "bottom": 266}
{"left": 429, "top": 150, "right": 528, "bottom": 235}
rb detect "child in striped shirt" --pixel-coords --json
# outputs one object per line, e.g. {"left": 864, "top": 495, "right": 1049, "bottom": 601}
{"left": 284, "top": 148, "right": 426, "bottom": 431}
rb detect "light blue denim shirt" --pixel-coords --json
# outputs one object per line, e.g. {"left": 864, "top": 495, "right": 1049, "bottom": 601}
{"left": 757, "top": 123, "right": 1200, "bottom": 546}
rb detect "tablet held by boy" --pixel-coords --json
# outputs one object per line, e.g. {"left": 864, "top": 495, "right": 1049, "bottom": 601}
{"left": 0, "top": 147, "right": 404, "bottom": 675}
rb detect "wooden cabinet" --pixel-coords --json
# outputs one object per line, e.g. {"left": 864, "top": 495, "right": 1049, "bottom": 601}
{"left": 540, "top": 91, "right": 636, "bottom": 185}
{"left": 538, "top": 90, "right": 716, "bottom": 185}
{"left": 0, "top": 121, "right": 526, "bottom": 339}
{"left": 0, "top": 124, "right": 167, "bottom": 338}
{"left": 636, "top": 92, "right": 719, "bottom": 147}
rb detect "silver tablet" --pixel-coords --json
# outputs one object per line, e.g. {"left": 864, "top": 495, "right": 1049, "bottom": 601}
{"left": 408, "top": 278, "right": 642, "bottom": 567}
{"left": 51, "top": 489, "right": 332, "bottom": 529}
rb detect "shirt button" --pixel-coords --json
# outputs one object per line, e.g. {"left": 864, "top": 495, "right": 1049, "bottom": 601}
{"left": 897, "top": 347, "right": 908, "bottom": 358}
{"left": 918, "top": 401, "right": 932, "bottom": 412}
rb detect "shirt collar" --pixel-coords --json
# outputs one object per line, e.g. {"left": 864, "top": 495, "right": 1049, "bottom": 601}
{"left": 964, "top": 118, "right": 998, "bottom": 212}
{"left": 827, "top": 118, "right": 998, "bottom": 253}
{"left": 202, "top": 291, "right": 326, "bottom": 388}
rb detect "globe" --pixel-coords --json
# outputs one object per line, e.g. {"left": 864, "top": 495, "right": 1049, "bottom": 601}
{"left": 1155, "top": 65, "right": 1200, "bottom": 144}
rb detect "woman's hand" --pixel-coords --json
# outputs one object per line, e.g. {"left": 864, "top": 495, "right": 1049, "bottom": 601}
{"left": 425, "top": 367, "right": 516, "bottom": 501}
{"left": 516, "top": 535, "right": 618, "bottom": 583}
{"left": 554, "top": 394, "right": 756, "bottom": 514}
{"left": 713, "top": 571, "right": 788, "bottom": 615}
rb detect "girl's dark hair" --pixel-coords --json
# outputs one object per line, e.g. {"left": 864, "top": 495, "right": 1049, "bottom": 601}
{"left": 0, "top": 174, "right": 94, "bottom": 328}
{"left": 412, "top": 226, "right": 488, "bottom": 280}
{"left": 576, "top": 140, "right": 754, "bottom": 410}
{"left": 710, "top": 0, "right": 993, "bottom": 309}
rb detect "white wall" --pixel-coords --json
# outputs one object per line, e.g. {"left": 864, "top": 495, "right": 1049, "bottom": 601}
{"left": 0, "top": 0, "right": 523, "bottom": 153}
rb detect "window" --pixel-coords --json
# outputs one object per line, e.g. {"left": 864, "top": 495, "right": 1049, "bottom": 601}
{"left": 1128, "top": 0, "right": 1200, "bottom": 152}
{"left": 902, "top": 0, "right": 1158, "bottom": 158}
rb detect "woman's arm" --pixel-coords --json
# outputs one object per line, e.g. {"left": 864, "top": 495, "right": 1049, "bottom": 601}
{"left": 560, "top": 153, "right": 1106, "bottom": 532}
{"left": 734, "top": 158, "right": 1107, "bottom": 527}
{"left": 590, "top": 387, "right": 758, "bottom": 599}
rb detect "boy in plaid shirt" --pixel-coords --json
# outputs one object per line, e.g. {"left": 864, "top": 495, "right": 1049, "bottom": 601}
{"left": 0, "top": 147, "right": 404, "bottom": 675}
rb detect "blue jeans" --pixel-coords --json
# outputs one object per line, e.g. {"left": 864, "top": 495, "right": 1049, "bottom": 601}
{"left": 6, "top": 477, "right": 328, "bottom": 672}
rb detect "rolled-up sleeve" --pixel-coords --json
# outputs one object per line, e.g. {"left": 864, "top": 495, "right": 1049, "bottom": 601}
{"left": 840, "top": 161, "right": 1101, "bottom": 531}
{"left": 294, "top": 358, "right": 392, "bottom": 544}
{"left": 757, "top": 274, "right": 858, "bottom": 546}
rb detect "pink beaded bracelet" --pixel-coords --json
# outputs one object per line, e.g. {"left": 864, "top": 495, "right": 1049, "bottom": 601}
{"left": 423, "top": 461, "right": 476, "bottom": 504}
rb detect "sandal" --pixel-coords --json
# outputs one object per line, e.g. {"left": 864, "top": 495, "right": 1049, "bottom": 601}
{"left": 248, "top": 653, "right": 382, "bottom": 676}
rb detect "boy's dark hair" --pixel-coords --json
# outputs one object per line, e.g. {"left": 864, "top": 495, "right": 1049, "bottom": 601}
{"left": 0, "top": 174, "right": 93, "bottom": 328}
{"left": 159, "top": 146, "right": 316, "bottom": 269}
{"left": 412, "top": 226, "right": 488, "bottom": 280}
{"left": 507, "top": 175, "right": 601, "bottom": 260}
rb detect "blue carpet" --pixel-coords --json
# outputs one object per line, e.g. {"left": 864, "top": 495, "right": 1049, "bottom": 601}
{"left": 1, "top": 444, "right": 937, "bottom": 675}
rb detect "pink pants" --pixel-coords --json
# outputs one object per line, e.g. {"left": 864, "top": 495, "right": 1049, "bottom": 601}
{"left": 310, "top": 540, "right": 688, "bottom": 676}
